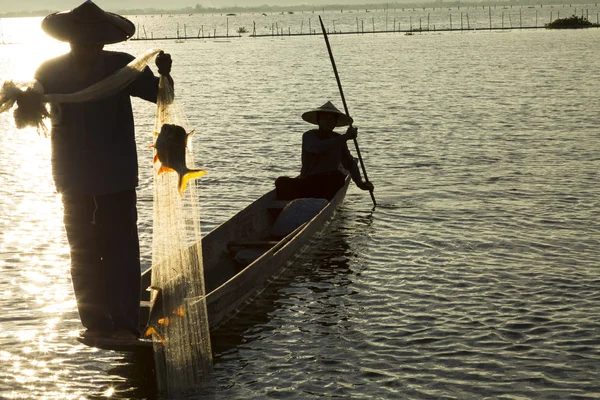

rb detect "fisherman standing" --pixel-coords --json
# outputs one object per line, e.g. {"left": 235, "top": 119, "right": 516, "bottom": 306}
{"left": 33, "top": 1, "right": 172, "bottom": 341}
{"left": 276, "top": 101, "right": 374, "bottom": 200}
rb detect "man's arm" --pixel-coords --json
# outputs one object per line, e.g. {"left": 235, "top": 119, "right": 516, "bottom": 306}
{"left": 341, "top": 127, "right": 374, "bottom": 191}
{"left": 341, "top": 143, "right": 362, "bottom": 183}
{"left": 128, "top": 65, "right": 160, "bottom": 103}
{"left": 128, "top": 51, "right": 173, "bottom": 103}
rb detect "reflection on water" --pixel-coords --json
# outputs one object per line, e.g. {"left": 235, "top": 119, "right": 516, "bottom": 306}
{"left": 212, "top": 207, "right": 362, "bottom": 356}
{"left": 209, "top": 207, "right": 380, "bottom": 399}
{"left": 102, "top": 352, "right": 157, "bottom": 399}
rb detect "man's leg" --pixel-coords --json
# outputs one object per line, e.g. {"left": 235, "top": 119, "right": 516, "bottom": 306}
{"left": 324, "top": 170, "right": 346, "bottom": 200}
{"left": 96, "top": 190, "right": 141, "bottom": 337}
{"left": 304, "top": 171, "right": 345, "bottom": 200}
{"left": 275, "top": 176, "right": 300, "bottom": 200}
{"left": 62, "top": 194, "right": 113, "bottom": 333}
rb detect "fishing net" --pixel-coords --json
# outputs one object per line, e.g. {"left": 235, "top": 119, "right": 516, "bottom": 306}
{"left": 0, "top": 49, "right": 161, "bottom": 134}
{"left": 148, "top": 71, "right": 213, "bottom": 396}
{"left": 0, "top": 48, "right": 213, "bottom": 394}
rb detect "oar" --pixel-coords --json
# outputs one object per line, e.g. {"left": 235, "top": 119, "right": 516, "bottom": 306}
{"left": 318, "top": 16, "right": 376, "bottom": 207}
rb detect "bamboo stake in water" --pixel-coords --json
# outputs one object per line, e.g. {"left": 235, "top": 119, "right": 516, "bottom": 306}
{"left": 318, "top": 15, "right": 376, "bottom": 207}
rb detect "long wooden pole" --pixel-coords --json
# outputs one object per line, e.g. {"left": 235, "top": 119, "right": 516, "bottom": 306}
{"left": 318, "top": 16, "right": 376, "bottom": 206}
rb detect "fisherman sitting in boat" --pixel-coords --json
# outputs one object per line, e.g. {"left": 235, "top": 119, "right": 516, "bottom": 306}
{"left": 31, "top": 1, "right": 173, "bottom": 341}
{"left": 275, "top": 101, "right": 374, "bottom": 200}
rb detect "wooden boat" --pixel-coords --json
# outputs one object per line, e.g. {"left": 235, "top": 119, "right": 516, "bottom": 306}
{"left": 78, "top": 176, "right": 351, "bottom": 351}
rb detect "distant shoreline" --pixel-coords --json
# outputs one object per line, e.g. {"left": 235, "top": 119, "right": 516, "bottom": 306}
{"left": 1, "top": 1, "right": 598, "bottom": 18}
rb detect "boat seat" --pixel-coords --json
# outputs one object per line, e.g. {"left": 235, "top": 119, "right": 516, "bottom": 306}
{"left": 227, "top": 241, "right": 276, "bottom": 266}
{"left": 233, "top": 248, "right": 269, "bottom": 266}
{"left": 270, "top": 198, "right": 328, "bottom": 239}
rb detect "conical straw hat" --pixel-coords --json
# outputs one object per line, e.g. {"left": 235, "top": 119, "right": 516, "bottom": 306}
{"left": 301, "top": 101, "right": 353, "bottom": 127}
{"left": 41, "top": 1, "right": 135, "bottom": 44}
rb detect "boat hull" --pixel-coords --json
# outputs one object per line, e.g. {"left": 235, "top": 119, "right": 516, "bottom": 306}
{"left": 80, "top": 176, "right": 350, "bottom": 351}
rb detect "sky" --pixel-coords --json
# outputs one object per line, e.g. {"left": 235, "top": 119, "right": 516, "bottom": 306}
{"left": 0, "top": 0, "right": 386, "bottom": 14}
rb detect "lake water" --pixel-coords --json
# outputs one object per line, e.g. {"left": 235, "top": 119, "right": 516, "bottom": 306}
{"left": 0, "top": 10, "right": 599, "bottom": 399}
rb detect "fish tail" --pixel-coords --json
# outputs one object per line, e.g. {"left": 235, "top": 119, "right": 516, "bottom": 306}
{"left": 178, "top": 169, "right": 208, "bottom": 196}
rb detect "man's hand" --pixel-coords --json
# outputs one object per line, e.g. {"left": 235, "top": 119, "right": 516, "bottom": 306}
{"left": 344, "top": 126, "right": 358, "bottom": 141}
{"left": 357, "top": 180, "right": 374, "bottom": 191}
{"left": 155, "top": 51, "right": 172, "bottom": 75}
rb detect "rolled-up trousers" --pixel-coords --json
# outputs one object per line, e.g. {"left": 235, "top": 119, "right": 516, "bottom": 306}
{"left": 62, "top": 189, "right": 141, "bottom": 335}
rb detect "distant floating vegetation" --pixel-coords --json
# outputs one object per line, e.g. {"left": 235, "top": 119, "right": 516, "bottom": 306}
{"left": 237, "top": 27, "right": 248, "bottom": 33}
{"left": 545, "top": 15, "right": 600, "bottom": 29}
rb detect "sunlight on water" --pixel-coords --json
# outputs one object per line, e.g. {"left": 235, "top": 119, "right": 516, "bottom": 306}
{"left": 0, "top": 47, "right": 87, "bottom": 395}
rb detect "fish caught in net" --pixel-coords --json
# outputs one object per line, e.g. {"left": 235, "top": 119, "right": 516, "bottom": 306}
{"left": 147, "top": 73, "right": 213, "bottom": 396}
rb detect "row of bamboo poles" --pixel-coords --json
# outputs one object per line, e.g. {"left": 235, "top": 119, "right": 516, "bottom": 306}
{"left": 132, "top": 8, "right": 600, "bottom": 41}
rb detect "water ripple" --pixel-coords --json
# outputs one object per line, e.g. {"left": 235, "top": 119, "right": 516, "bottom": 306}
{"left": 1, "top": 19, "right": 600, "bottom": 400}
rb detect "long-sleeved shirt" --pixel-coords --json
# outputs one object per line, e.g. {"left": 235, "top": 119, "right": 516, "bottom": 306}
{"left": 35, "top": 50, "right": 159, "bottom": 195}
{"left": 300, "top": 129, "right": 361, "bottom": 183}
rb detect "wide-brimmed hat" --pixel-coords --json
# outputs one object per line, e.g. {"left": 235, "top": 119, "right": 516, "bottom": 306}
{"left": 301, "top": 101, "right": 353, "bottom": 127}
{"left": 41, "top": 1, "right": 135, "bottom": 44}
